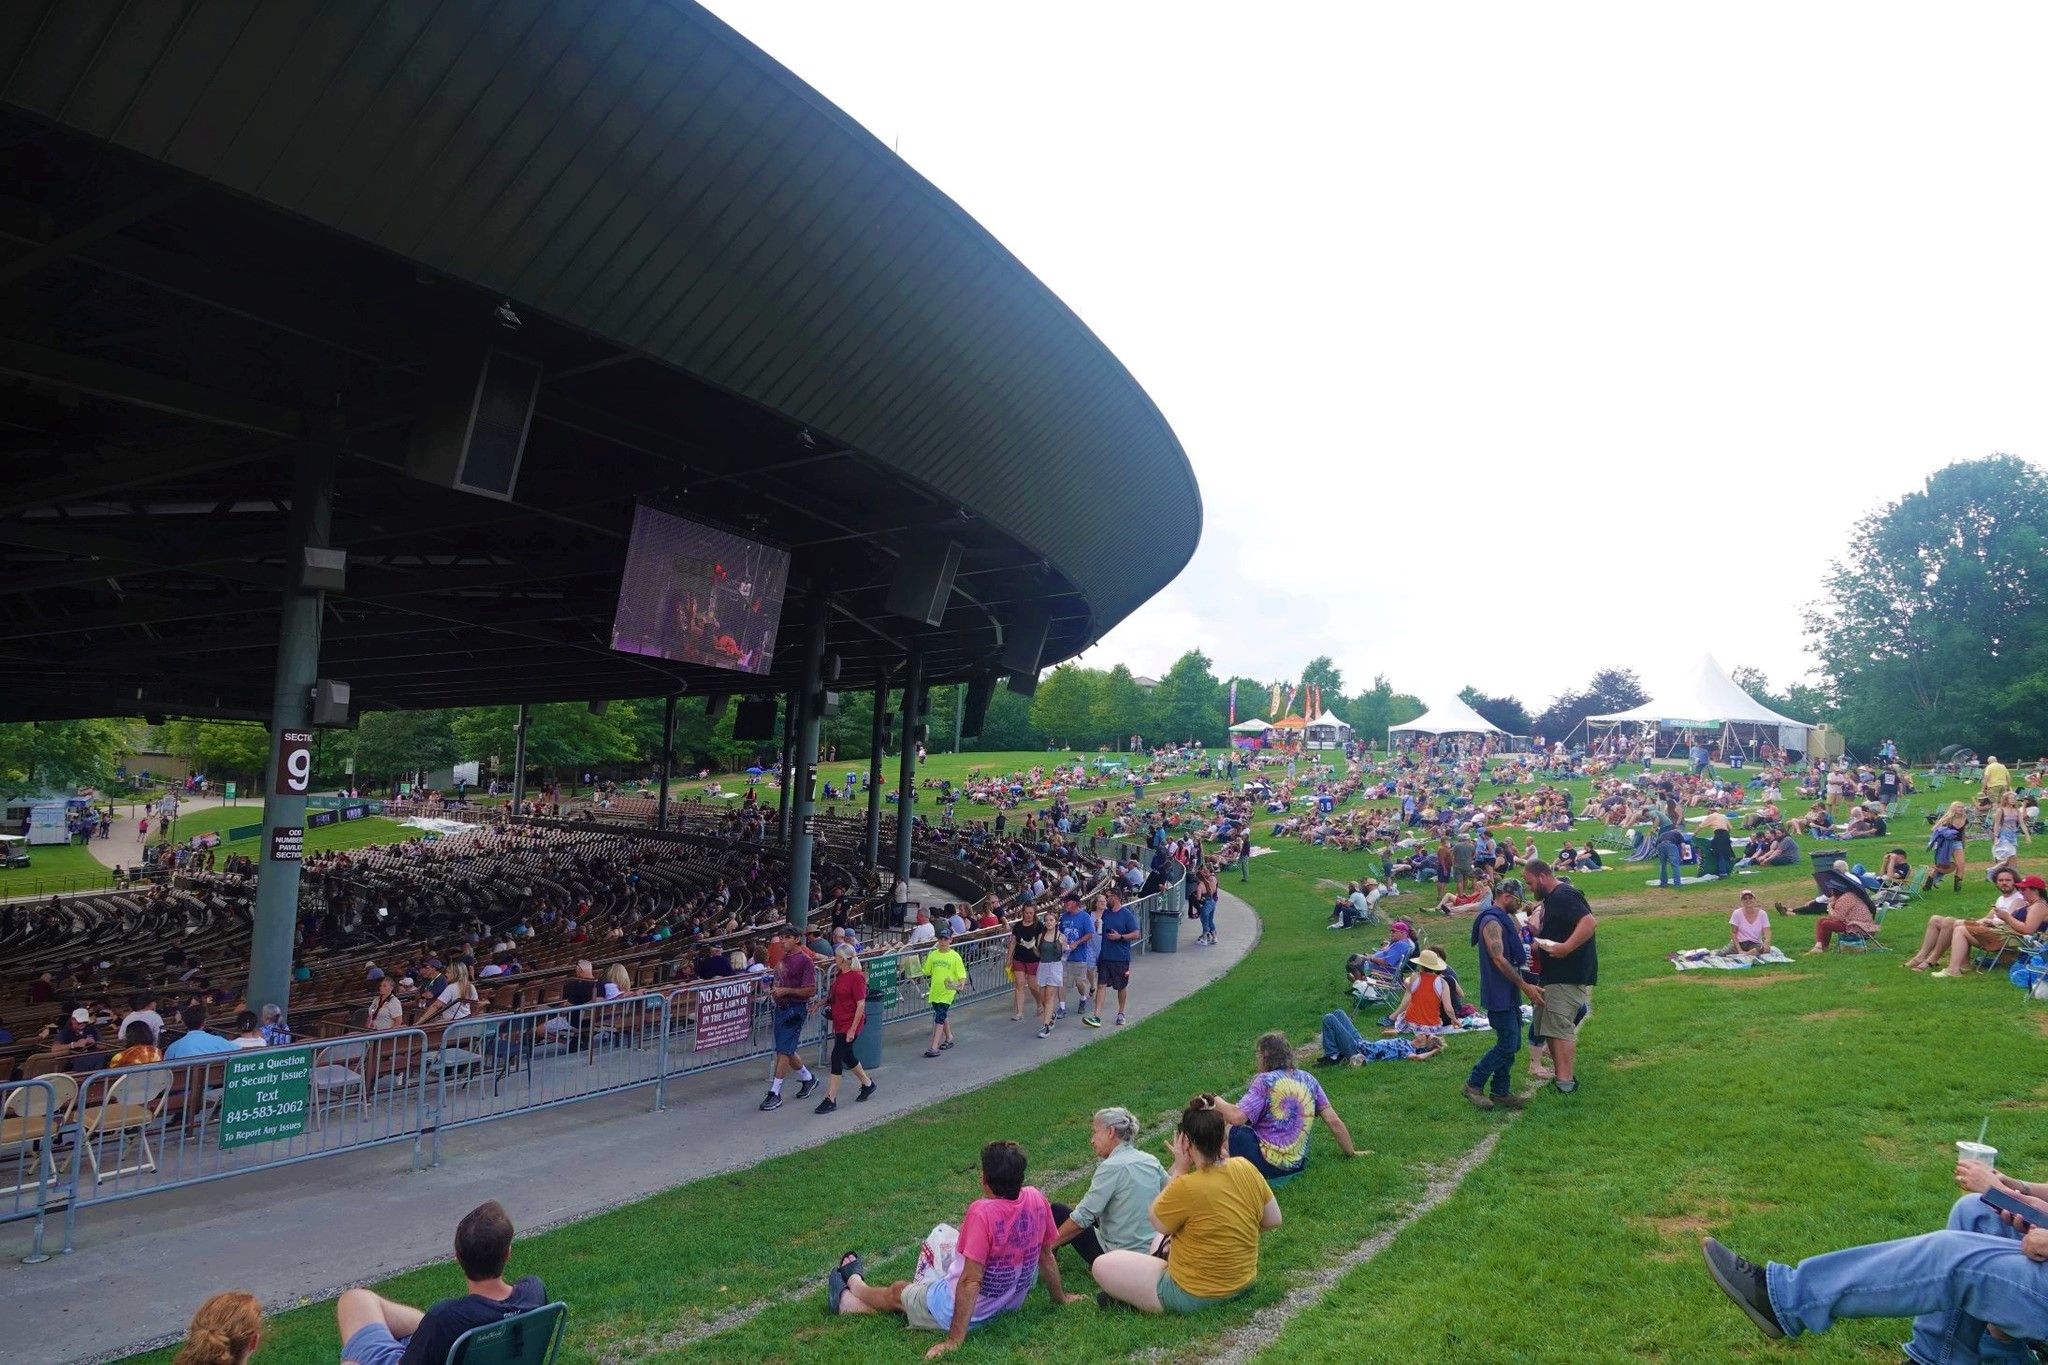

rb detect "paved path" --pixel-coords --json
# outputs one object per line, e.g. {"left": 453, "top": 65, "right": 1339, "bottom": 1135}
{"left": 1, "top": 892, "right": 1260, "bottom": 1365}
{"left": 81, "top": 795, "right": 237, "bottom": 872}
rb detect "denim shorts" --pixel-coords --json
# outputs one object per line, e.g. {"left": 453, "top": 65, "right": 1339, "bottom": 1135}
{"left": 930, "top": 1000, "right": 951, "bottom": 1024}
{"left": 1158, "top": 1270, "right": 1248, "bottom": 1314}
{"left": 772, "top": 1005, "right": 806, "bottom": 1055}
{"left": 342, "top": 1324, "right": 407, "bottom": 1365}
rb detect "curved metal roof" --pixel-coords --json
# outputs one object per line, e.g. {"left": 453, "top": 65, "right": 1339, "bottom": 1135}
{"left": 0, "top": 0, "right": 1199, "bottom": 652}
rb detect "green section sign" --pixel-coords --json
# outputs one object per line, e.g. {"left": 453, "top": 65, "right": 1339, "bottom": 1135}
{"left": 219, "top": 1045, "right": 313, "bottom": 1149}
{"left": 868, "top": 954, "right": 900, "bottom": 1007}
{"left": 224, "top": 782, "right": 237, "bottom": 801}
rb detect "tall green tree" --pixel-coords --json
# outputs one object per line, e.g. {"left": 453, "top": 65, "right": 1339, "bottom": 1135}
{"left": 0, "top": 718, "right": 133, "bottom": 793}
{"left": 1151, "top": 649, "right": 1225, "bottom": 744}
{"left": 1091, "top": 665, "right": 1152, "bottom": 747}
{"left": 160, "top": 719, "right": 271, "bottom": 780}
{"left": 1030, "top": 665, "right": 1095, "bottom": 749}
{"left": 351, "top": 709, "right": 463, "bottom": 786}
{"left": 1459, "top": 686, "right": 1531, "bottom": 734}
{"left": 1805, "top": 455, "right": 2048, "bottom": 758}
{"left": 1300, "top": 655, "right": 1344, "bottom": 702}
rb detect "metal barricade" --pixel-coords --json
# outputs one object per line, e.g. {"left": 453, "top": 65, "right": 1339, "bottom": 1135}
{"left": 60, "top": 1031, "right": 431, "bottom": 1248}
{"left": 0, "top": 1077, "right": 68, "bottom": 1262}
{"left": 658, "top": 973, "right": 805, "bottom": 1087}
{"left": 431, "top": 994, "right": 672, "bottom": 1163}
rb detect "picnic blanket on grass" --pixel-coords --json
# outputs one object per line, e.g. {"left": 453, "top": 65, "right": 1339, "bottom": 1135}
{"left": 1669, "top": 947, "right": 1796, "bottom": 971}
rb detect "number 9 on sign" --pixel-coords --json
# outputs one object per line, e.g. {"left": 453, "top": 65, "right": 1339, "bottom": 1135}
{"left": 276, "top": 729, "right": 315, "bottom": 795}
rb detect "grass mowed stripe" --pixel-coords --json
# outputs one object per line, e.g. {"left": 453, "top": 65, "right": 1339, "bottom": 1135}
{"left": 1251, "top": 871, "right": 2048, "bottom": 1362}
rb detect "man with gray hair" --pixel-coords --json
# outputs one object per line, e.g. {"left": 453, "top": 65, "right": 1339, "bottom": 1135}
{"left": 1049, "top": 1105, "right": 1168, "bottom": 1266}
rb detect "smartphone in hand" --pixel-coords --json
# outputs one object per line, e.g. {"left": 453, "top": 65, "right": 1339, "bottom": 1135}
{"left": 1981, "top": 1189, "right": 2038, "bottom": 1226}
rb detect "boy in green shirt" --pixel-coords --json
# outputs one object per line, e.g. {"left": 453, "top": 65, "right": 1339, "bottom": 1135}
{"left": 923, "top": 925, "right": 969, "bottom": 1058}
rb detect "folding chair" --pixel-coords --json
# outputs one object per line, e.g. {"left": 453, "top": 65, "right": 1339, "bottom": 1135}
{"left": 446, "top": 1302, "right": 568, "bottom": 1365}
{"left": 0, "top": 1075, "right": 76, "bottom": 1195}
{"left": 1832, "top": 902, "right": 1891, "bottom": 953}
{"left": 78, "top": 1068, "right": 171, "bottom": 1181}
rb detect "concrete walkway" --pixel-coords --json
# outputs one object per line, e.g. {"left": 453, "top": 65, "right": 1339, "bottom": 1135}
{"left": 1, "top": 892, "right": 1260, "bottom": 1365}
{"left": 82, "top": 794, "right": 237, "bottom": 872}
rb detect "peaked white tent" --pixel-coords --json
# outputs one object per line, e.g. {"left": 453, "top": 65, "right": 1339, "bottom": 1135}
{"left": 1388, "top": 694, "right": 1503, "bottom": 738}
{"left": 1587, "top": 654, "right": 1813, "bottom": 759}
{"left": 1304, "top": 710, "right": 1353, "bottom": 749}
{"left": 1228, "top": 718, "right": 1273, "bottom": 734}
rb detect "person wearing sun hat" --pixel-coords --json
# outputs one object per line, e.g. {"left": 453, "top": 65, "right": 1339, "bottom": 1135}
{"left": 1392, "top": 947, "right": 1457, "bottom": 1034}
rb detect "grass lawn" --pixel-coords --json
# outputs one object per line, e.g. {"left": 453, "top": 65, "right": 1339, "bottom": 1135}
{"left": 0, "top": 838, "right": 114, "bottom": 897}
{"left": 116, "top": 762, "right": 2047, "bottom": 1364}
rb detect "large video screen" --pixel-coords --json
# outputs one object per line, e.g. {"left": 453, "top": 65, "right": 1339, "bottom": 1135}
{"left": 610, "top": 505, "right": 790, "bottom": 674}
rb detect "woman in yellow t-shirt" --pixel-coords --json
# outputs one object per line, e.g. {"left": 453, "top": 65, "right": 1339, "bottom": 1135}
{"left": 1091, "top": 1097, "right": 1280, "bottom": 1312}
{"left": 110, "top": 1020, "right": 163, "bottom": 1069}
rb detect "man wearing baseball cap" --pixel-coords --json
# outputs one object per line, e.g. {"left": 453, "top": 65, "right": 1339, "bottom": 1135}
{"left": 759, "top": 926, "right": 819, "bottom": 1112}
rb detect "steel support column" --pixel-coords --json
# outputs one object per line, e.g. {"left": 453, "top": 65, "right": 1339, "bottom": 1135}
{"left": 864, "top": 663, "right": 891, "bottom": 867}
{"left": 512, "top": 703, "right": 529, "bottom": 812}
{"left": 247, "top": 451, "right": 335, "bottom": 1020}
{"left": 894, "top": 648, "right": 924, "bottom": 890}
{"left": 776, "top": 692, "right": 795, "bottom": 843}
{"left": 784, "top": 599, "right": 829, "bottom": 929}
{"left": 657, "top": 694, "right": 676, "bottom": 830}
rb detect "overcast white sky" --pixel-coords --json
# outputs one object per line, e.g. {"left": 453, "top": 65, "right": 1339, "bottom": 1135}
{"left": 707, "top": 1, "right": 2048, "bottom": 710}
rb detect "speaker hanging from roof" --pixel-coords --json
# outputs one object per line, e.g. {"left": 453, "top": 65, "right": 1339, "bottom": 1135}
{"left": 405, "top": 348, "right": 541, "bottom": 501}
{"left": 1000, "top": 602, "right": 1051, "bottom": 677}
{"left": 961, "top": 674, "right": 997, "bottom": 738}
{"left": 884, "top": 540, "right": 963, "bottom": 627}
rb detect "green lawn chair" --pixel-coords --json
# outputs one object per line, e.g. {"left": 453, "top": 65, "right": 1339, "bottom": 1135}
{"left": 446, "top": 1302, "right": 567, "bottom": 1365}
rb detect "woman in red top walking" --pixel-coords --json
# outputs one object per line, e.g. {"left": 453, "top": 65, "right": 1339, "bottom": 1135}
{"left": 816, "top": 943, "right": 875, "bottom": 1115}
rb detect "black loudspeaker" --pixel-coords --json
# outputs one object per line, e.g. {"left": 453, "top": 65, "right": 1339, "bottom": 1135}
{"left": 405, "top": 348, "right": 541, "bottom": 501}
{"left": 884, "top": 540, "right": 962, "bottom": 626}
{"left": 312, "top": 680, "right": 351, "bottom": 727}
{"left": 961, "top": 674, "right": 996, "bottom": 737}
{"left": 587, "top": 699, "right": 608, "bottom": 716}
{"left": 1000, "top": 602, "right": 1051, "bottom": 676}
{"left": 732, "top": 697, "right": 777, "bottom": 741}
{"left": 705, "top": 695, "right": 729, "bottom": 720}
{"left": 1006, "top": 671, "right": 1038, "bottom": 699}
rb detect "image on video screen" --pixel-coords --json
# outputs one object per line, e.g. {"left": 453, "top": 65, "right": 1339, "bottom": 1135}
{"left": 609, "top": 505, "right": 789, "bottom": 674}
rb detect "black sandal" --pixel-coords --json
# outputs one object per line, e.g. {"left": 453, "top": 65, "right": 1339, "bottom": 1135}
{"left": 826, "top": 1251, "right": 862, "bottom": 1313}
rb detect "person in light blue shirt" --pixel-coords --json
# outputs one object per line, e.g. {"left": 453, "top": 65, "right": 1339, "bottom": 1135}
{"left": 164, "top": 1004, "right": 240, "bottom": 1060}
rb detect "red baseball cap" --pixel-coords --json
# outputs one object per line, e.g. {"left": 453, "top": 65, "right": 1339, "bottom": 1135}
{"left": 2021, "top": 875, "right": 2047, "bottom": 891}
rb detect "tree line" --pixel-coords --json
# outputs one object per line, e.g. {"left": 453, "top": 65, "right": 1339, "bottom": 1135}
{"left": 5, "top": 454, "right": 2039, "bottom": 793}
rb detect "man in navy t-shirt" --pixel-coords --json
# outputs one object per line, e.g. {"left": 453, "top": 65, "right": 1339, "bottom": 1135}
{"left": 335, "top": 1201, "right": 545, "bottom": 1365}
{"left": 1086, "top": 895, "right": 1141, "bottom": 1028}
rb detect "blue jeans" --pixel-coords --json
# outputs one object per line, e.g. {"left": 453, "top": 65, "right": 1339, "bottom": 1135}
{"left": 1767, "top": 1194, "right": 2045, "bottom": 1364}
{"left": 1465, "top": 1007, "right": 1521, "bottom": 1096}
{"left": 1321, "top": 1009, "right": 1367, "bottom": 1060}
{"left": 1657, "top": 844, "right": 1683, "bottom": 886}
{"left": 1199, "top": 895, "right": 1217, "bottom": 936}
{"left": 1226, "top": 1122, "right": 1304, "bottom": 1181}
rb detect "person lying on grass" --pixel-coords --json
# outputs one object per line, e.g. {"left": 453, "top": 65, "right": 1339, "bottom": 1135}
{"left": 1315, "top": 1011, "right": 1446, "bottom": 1066}
{"left": 1201, "top": 1031, "right": 1361, "bottom": 1181}
{"left": 1090, "top": 1098, "right": 1281, "bottom": 1314}
{"left": 828, "top": 1140, "right": 1083, "bottom": 1356}
{"left": 1903, "top": 871, "right": 2048, "bottom": 977}
{"left": 1701, "top": 1154, "right": 2048, "bottom": 1361}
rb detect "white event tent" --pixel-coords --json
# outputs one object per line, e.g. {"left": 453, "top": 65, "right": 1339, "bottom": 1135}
{"left": 1388, "top": 694, "right": 1503, "bottom": 740}
{"left": 1227, "top": 718, "right": 1273, "bottom": 734}
{"left": 1304, "top": 710, "right": 1353, "bottom": 749}
{"left": 1586, "top": 654, "right": 1814, "bottom": 759}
